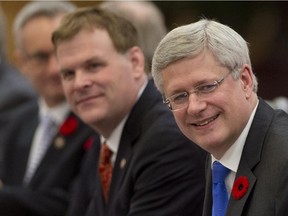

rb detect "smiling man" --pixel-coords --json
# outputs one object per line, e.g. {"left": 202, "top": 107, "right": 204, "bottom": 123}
{"left": 0, "top": 2, "right": 95, "bottom": 216}
{"left": 52, "top": 6, "right": 206, "bottom": 216}
{"left": 152, "top": 18, "right": 288, "bottom": 216}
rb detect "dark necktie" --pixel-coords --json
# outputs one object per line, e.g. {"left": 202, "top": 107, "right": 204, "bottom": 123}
{"left": 212, "top": 161, "right": 230, "bottom": 216}
{"left": 98, "top": 142, "right": 113, "bottom": 201}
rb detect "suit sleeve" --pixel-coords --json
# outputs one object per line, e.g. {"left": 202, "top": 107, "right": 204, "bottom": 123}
{"left": 0, "top": 186, "right": 68, "bottom": 216}
{"left": 275, "top": 162, "right": 288, "bottom": 215}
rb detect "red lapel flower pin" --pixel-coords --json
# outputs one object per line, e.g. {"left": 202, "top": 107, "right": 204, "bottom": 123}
{"left": 83, "top": 136, "right": 95, "bottom": 151}
{"left": 59, "top": 116, "right": 78, "bottom": 136}
{"left": 232, "top": 176, "right": 249, "bottom": 200}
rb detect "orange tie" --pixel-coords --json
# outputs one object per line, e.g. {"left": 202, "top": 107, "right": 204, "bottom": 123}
{"left": 98, "top": 142, "right": 113, "bottom": 201}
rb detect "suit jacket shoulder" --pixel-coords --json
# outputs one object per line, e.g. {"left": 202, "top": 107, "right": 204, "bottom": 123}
{"left": 230, "top": 98, "right": 288, "bottom": 216}
{"left": 0, "top": 61, "right": 36, "bottom": 113}
{"left": 0, "top": 99, "right": 96, "bottom": 216}
{"left": 204, "top": 98, "right": 288, "bottom": 216}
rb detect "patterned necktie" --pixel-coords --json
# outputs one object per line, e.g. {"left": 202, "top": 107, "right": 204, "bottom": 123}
{"left": 98, "top": 142, "right": 113, "bottom": 201}
{"left": 212, "top": 161, "right": 230, "bottom": 216}
{"left": 24, "top": 114, "right": 57, "bottom": 184}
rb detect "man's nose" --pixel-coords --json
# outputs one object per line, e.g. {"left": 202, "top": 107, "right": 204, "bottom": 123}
{"left": 186, "top": 93, "right": 206, "bottom": 114}
{"left": 74, "top": 71, "right": 93, "bottom": 89}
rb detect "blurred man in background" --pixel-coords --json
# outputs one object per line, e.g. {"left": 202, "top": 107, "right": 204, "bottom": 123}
{"left": 100, "top": 1, "right": 167, "bottom": 75}
{"left": 0, "top": 5, "right": 36, "bottom": 165}
{"left": 0, "top": 2, "right": 95, "bottom": 216}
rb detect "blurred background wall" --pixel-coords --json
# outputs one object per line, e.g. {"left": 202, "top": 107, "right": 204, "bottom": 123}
{"left": 1, "top": 1, "right": 288, "bottom": 100}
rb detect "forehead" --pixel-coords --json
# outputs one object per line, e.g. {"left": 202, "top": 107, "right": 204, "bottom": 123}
{"left": 56, "top": 28, "right": 118, "bottom": 67}
{"left": 162, "top": 51, "right": 227, "bottom": 93}
{"left": 58, "top": 28, "right": 115, "bottom": 53}
{"left": 21, "top": 15, "right": 63, "bottom": 50}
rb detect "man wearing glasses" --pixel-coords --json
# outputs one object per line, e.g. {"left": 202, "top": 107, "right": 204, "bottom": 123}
{"left": 0, "top": 2, "right": 95, "bottom": 216}
{"left": 152, "top": 18, "right": 288, "bottom": 215}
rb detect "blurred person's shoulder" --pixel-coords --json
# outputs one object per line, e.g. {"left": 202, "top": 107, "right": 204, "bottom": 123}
{"left": 0, "top": 61, "right": 36, "bottom": 113}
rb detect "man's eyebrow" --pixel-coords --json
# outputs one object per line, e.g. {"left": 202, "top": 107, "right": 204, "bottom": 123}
{"left": 60, "top": 68, "right": 73, "bottom": 74}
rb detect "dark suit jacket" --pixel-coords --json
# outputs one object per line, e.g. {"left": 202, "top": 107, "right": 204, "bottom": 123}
{"left": 203, "top": 98, "right": 288, "bottom": 216}
{"left": 0, "top": 99, "right": 96, "bottom": 216}
{"left": 0, "top": 60, "right": 36, "bottom": 168}
{"left": 0, "top": 60, "right": 36, "bottom": 114}
{"left": 67, "top": 80, "right": 207, "bottom": 216}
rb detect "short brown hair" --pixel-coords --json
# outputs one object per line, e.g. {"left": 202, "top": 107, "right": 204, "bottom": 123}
{"left": 52, "top": 6, "right": 139, "bottom": 53}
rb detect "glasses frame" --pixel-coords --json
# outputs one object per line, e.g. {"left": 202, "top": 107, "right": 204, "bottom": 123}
{"left": 23, "top": 49, "right": 56, "bottom": 68}
{"left": 163, "top": 72, "right": 231, "bottom": 111}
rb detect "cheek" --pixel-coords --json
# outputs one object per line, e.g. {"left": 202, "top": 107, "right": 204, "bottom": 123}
{"left": 21, "top": 65, "right": 35, "bottom": 80}
{"left": 172, "top": 112, "right": 186, "bottom": 130}
{"left": 30, "top": 73, "right": 44, "bottom": 87}
{"left": 29, "top": 69, "right": 46, "bottom": 83}
{"left": 62, "top": 83, "right": 73, "bottom": 100}
{"left": 20, "top": 61, "right": 32, "bottom": 73}
{"left": 173, "top": 116, "right": 195, "bottom": 143}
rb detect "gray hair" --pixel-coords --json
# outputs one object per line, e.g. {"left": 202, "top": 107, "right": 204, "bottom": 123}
{"left": 0, "top": 6, "right": 6, "bottom": 59}
{"left": 152, "top": 18, "right": 258, "bottom": 94}
{"left": 13, "top": 1, "right": 76, "bottom": 49}
{"left": 100, "top": 1, "right": 167, "bottom": 73}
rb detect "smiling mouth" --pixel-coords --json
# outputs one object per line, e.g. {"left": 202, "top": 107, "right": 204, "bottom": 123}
{"left": 76, "top": 95, "right": 99, "bottom": 105}
{"left": 193, "top": 114, "right": 219, "bottom": 126}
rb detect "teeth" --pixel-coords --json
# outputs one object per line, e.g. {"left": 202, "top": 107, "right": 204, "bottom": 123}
{"left": 197, "top": 120, "right": 210, "bottom": 126}
{"left": 195, "top": 115, "right": 218, "bottom": 126}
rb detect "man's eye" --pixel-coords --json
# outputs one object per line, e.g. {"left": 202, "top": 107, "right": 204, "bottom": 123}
{"left": 197, "top": 83, "right": 217, "bottom": 93}
{"left": 61, "top": 70, "right": 74, "bottom": 79}
{"left": 87, "top": 63, "right": 101, "bottom": 71}
{"left": 34, "top": 53, "right": 49, "bottom": 61}
{"left": 172, "top": 92, "right": 188, "bottom": 103}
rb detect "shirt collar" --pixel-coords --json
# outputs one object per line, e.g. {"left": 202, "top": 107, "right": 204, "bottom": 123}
{"left": 100, "top": 114, "right": 128, "bottom": 155}
{"left": 38, "top": 98, "right": 70, "bottom": 126}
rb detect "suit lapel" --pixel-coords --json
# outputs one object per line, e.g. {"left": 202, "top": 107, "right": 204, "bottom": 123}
{"left": 14, "top": 105, "right": 39, "bottom": 184}
{"left": 202, "top": 156, "right": 212, "bottom": 216}
{"left": 226, "top": 99, "right": 274, "bottom": 215}
{"left": 17, "top": 116, "right": 38, "bottom": 183}
{"left": 30, "top": 112, "right": 83, "bottom": 186}
{"left": 108, "top": 119, "right": 138, "bottom": 202}
{"left": 88, "top": 137, "right": 107, "bottom": 215}
{"left": 108, "top": 80, "right": 161, "bottom": 203}
{"left": 226, "top": 158, "right": 256, "bottom": 215}
{"left": 107, "top": 136, "right": 139, "bottom": 216}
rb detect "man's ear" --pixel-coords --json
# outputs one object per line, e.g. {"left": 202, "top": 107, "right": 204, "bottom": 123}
{"left": 127, "top": 46, "right": 145, "bottom": 79}
{"left": 240, "top": 64, "right": 254, "bottom": 98}
{"left": 14, "top": 49, "right": 28, "bottom": 75}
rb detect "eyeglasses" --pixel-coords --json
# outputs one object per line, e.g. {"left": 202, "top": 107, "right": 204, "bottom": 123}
{"left": 24, "top": 50, "right": 55, "bottom": 67}
{"left": 163, "top": 72, "right": 231, "bottom": 111}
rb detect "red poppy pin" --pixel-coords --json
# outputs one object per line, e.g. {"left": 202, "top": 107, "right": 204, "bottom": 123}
{"left": 59, "top": 116, "right": 78, "bottom": 136}
{"left": 232, "top": 176, "right": 249, "bottom": 200}
{"left": 83, "top": 136, "right": 95, "bottom": 151}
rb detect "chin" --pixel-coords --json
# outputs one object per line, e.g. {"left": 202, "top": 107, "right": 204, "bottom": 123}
{"left": 50, "top": 91, "right": 66, "bottom": 100}
{"left": 78, "top": 109, "right": 104, "bottom": 125}
{"left": 78, "top": 112, "right": 94, "bottom": 124}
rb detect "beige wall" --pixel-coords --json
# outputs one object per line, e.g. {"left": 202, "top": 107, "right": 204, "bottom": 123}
{"left": 0, "top": 1, "right": 99, "bottom": 66}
